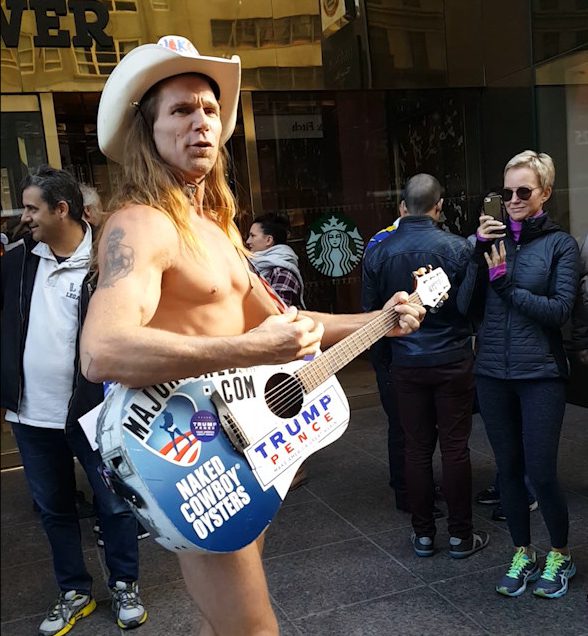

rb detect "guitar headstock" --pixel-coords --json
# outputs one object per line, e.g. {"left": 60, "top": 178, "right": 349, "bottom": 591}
{"left": 413, "top": 266, "right": 450, "bottom": 312}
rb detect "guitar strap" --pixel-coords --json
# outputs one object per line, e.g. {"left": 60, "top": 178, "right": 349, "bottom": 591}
{"left": 245, "top": 257, "right": 288, "bottom": 315}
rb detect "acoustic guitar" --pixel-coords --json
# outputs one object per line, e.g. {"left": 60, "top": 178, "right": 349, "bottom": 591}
{"left": 97, "top": 266, "right": 450, "bottom": 552}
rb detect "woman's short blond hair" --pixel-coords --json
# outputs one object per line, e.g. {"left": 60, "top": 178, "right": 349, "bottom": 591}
{"left": 504, "top": 150, "right": 555, "bottom": 190}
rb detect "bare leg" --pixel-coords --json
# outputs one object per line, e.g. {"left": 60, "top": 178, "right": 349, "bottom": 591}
{"left": 255, "top": 532, "right": 266, "bottom": 554}
{"left": 178, "top": 534, "right": 278, "bottom": 636}
{"left": 197, "top": 618, "right": 217, "bottom": 636}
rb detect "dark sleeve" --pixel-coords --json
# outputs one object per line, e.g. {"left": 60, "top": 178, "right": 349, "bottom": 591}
{"left": 0, "top": 256, "right": 4, "bottom": 312}
{"left": 490, "top": 234, "right": 580, "bottom": 328}
{"left": 571, "top": 235, "right": 588, "bottom": 350}
{"left": 361, "top": 251, "right": 382, "bottom": 312}
{"left": 0, "top": 247, "right": 21, "bottom": 313}
{"left": 456, "top": 245, "right": 489, "bottom": 325}
{"left": 361, "top": 251, "right": 392, "bottom": 366}
{"left": 452, "top": 239, "right": 474, "bottom": 286}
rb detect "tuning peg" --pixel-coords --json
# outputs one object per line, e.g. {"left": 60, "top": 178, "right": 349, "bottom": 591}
{"left": 430, "top": 299, "right": 445, "bottom": 314}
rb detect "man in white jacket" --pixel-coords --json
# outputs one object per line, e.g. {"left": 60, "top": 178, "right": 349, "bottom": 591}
{"left": 0, "top": 166, "right": 146, "bottom": 635}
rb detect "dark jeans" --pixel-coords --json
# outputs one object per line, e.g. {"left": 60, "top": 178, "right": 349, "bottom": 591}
{"left": 373, "top": 360, "right": 405, "bottom": 495}
{"left": 12, "top": 421, "right": 139, "bottom": 593}
{"left": 392, "top": 357, "right": 475, "bottom": 539}
{"left": 476, "top": 376, "right": 569, "bottom": 548}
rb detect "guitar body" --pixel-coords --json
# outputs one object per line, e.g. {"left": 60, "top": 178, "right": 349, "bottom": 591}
{"left": 97, "top": 359, "right": 350, "bottom": 553}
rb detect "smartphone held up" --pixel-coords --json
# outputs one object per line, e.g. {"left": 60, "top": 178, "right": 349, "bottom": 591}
{"left": 478, "top": 193, "right": 507, "bottom": 241}
{"left": 483, "top": 194, "right": 503, "bottom": 221}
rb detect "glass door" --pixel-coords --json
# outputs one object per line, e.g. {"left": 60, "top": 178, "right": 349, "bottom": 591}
{"left": 0, "top": 94, "right": 51, "bottom": 468}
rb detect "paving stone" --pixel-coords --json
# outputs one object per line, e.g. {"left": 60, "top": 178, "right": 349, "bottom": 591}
{"left": 2, "top": 391, "right": 586, "bottom": 636}
{"left": 264, "top": 537, "right": 423, "bottom": 619}
{"left": 293, "top": 587, "right": 487, "bottom": 635}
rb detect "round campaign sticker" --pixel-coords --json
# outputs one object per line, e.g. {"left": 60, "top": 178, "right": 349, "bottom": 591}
{"left": 190, "top": 410, "right": 220, "bottom": 442}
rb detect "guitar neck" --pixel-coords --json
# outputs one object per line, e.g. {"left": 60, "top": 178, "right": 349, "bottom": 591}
{"left": 295, "top": 291, "right": 422, "bottom": 393}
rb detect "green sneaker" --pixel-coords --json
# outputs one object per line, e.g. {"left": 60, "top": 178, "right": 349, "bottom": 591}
{"left": 533, "top": 551, "right": 576, "bottom": 599}
{"left": 38, "top": 591, "right": 96, "bottom": 636}
{"left": 496, "top": 548, "right": 540, "bottom": 597}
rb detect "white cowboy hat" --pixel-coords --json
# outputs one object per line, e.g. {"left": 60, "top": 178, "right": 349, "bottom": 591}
{"left": 98, "top": 35, "right": 241, "bottom": 164}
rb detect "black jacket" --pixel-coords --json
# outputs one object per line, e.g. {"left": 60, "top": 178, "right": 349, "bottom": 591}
{"left": 459, "top": 214, "right": 580, "bottom": 379}
{"left": 362, "top": 215, "right": 474, "bottom": 367}
{"left": 1, "top": 235, "right": 103, "bottom": 425}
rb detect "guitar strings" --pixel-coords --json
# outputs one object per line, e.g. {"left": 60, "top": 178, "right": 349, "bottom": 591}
{"left": 264, "top": 316, "right": 397, "bottom": 415}
{"left": 262, "top": 289, "right": 425, "bottom": 415}
{"left": 262, "top": 303, "right": 408, "bottom": 415}
{"left": 263, "top": 301, "right": 406, "bottom": 412}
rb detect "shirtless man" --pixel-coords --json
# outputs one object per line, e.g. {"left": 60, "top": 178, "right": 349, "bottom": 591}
{"left": 81, "top": 36, "right": 425, "bottom": 636}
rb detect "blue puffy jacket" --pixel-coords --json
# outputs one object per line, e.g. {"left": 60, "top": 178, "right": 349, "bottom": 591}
{"left": 460, "top": 214, "right": 580, "bottom": 379}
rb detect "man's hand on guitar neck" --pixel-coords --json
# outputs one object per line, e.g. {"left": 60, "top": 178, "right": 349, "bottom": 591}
{"left": 290, "top": 291, "right": 426, "bottom": 349}
{"left": 248, "top": 291, "right": 424, "bottom": 363}
{"left": 383, "top": 291, "right": 426, "bottom": 337}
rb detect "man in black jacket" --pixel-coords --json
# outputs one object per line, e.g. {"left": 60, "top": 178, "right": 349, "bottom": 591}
{"left": 362, "top": 173, "right": 489, "bottom": 559}
{"left": 0, "top": 166, "right": 147, "bottom": 635}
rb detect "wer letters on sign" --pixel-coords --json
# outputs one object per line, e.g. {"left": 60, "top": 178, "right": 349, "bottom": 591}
{"left": 1, "top": 0, "right": 113, "bottom": 49}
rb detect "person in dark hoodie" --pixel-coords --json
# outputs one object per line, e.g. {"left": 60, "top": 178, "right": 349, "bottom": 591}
{"left": 0, "top": 166, "right": 147, "bottom": 635}
{"left": 461, "top": 150, "right": 579, "bottom": 599}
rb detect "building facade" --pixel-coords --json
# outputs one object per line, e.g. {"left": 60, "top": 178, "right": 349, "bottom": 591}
{"left": 1, "top": 0, "right": 587, "bottom": 465}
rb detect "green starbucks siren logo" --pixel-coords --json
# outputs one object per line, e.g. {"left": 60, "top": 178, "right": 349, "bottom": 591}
{"left": 306, "top": 214, "right": 364, "bottom": 277}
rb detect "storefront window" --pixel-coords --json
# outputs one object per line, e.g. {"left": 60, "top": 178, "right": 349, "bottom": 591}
{"left": 252, "top": 90, "right": 401, "bottom": 313}
{"left": 366, "top": 0, "right": 447, "bottom": 89}
{"left": 532, "top": 0, "right": 588, "bottom": 63}
{"left": 0, "top": 109, "right": 47, "bottom": 218}
{"left": 0, "top": 104, "right": 48, "bottom": 467}
{"left": 250, "top": 88, "right": 482, "bottom": 313}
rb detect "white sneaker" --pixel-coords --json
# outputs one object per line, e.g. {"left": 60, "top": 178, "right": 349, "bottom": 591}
{"left": 111, "top": 581, "right": 147, "bottom": 629}
{"left": 39, "top": 591, "right": 96, "bottom": 636}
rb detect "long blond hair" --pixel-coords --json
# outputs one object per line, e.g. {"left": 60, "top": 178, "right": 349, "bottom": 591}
{"left": 102, "top": 75, "right": 244, "bottom": 255}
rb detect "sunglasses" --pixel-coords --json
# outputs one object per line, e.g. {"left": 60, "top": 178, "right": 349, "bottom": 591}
{"left": 501, "top": 186, "right": 541, "bottom": 202}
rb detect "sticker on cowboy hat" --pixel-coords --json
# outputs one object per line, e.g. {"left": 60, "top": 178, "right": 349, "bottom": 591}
{"left": 157, "top": 35, "right": 198, "bottom": 56}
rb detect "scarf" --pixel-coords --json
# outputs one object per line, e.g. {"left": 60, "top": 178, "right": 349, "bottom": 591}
{"left": 252, "top": 244, "right": 306, "bottom": 309}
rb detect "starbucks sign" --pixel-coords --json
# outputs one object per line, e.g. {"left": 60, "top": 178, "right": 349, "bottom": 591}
{"left": 306, "top": 214, "right": 364, "bottom": 278}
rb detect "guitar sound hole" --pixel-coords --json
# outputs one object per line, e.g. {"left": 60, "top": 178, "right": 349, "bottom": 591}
{"left": 264, "top": 373, "right": 304, "bottom": 418}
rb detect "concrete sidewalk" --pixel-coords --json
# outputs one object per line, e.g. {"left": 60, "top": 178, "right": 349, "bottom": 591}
{"left": 1, "top": 364, "right": 586, "bottom": 635}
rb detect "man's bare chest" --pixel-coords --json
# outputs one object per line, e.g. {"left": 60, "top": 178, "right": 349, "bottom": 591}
{"left": 163, "top": 241, "right": 252, "bottom": 307}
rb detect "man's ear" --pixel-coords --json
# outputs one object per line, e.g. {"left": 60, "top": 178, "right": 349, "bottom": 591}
{"left": 399, "top": 201, "right": 408, "bottom": 217}
{"left": 55, "top": 200, "right": 70, "bottom": 219}
{"left": 432, "top": 199, "right": 444, "bottom": 220}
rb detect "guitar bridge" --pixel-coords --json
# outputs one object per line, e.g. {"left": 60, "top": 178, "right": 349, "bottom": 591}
{"left": 212, "top": 393, "right": 250, "bottom": 454}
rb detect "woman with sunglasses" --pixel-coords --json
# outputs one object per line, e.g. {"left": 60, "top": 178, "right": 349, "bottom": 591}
{"left": 462, "top": 150, "right": 580, "bottom": 599}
